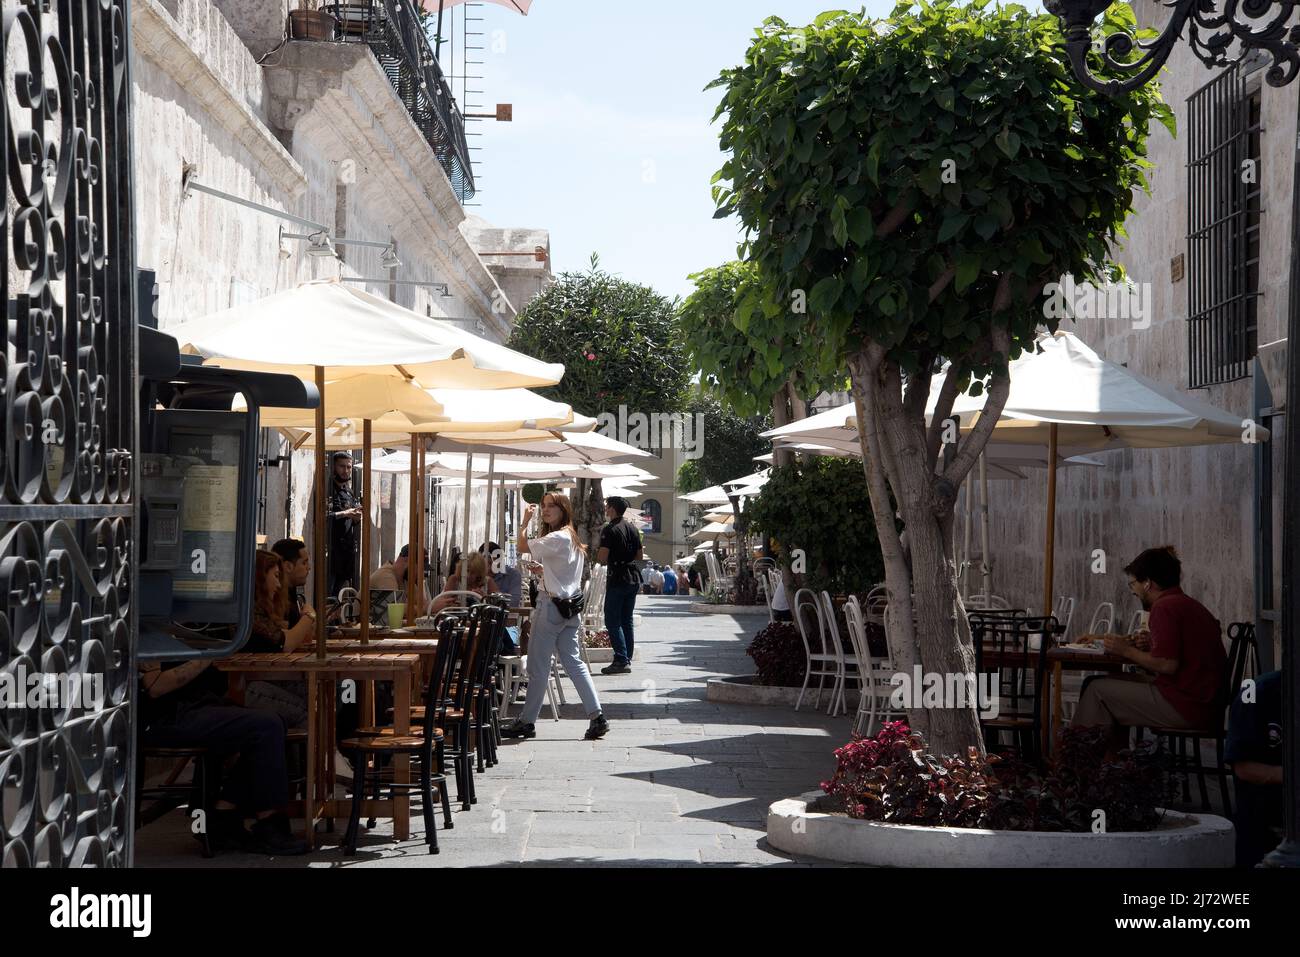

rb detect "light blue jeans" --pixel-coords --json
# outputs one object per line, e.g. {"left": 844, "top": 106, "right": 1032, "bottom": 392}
{"left": 520, "top": 599, "right": 601, "bottom": 724}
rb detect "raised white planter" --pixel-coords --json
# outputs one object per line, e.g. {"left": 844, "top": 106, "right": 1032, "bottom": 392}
{"left": 768, "top": 790, "right": 1235, "bottom": 868}
{"left": 583, "top": 647, "right": 642, "bottom": 664}
{"left": 688, "top": 603, "right": 770, "bottom": 616}
{"left": 707, "top": 675, "right": 859, "bottom": 709}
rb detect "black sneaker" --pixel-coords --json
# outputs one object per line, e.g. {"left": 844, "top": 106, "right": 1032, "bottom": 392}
{"left": 584, "top": 714, "right": 611, "bottom": 740}
{"left": 249, "top": 814, "right": 311, "bottom": 857}
{"left": 207, "top": 809, "right": 253, "bottom": 853}
{"left": 500, "top": 720, "right": 536, "bottom": 739}
{"left": 600, "top": 661, "right": 631, "bottom": 676}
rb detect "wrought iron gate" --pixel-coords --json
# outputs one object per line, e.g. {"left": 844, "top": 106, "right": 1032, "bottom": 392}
{"left": 2, "top": 0, "right": 138, "bottom": 868}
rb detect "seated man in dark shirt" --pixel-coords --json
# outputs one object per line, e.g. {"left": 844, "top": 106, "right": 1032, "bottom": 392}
{"left": 139, "top": 658, "right": 308, "bottom": 856}
{"left": 1225, "top": 670, "right": 1284, "bottom": 867}
{"left": 1074, "top": 546, "right": 1226, "bottom": 751}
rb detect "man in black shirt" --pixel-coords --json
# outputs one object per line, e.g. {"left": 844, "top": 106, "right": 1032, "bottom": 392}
{"left": 327, "top": 451, "right": 361, "bottom": 598}
{"left": 596, "top": 496, "right": 643, "bottom": 675}
{"left": 1225, "top": 670, "right": 1284, "bottom": 867}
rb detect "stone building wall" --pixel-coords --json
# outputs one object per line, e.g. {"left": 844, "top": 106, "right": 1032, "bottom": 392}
{"left": 975, "top": 16, "right": 1293, "bottom": 663}
{"left": 130, "top": 0, "right": 529, "bottom": 590}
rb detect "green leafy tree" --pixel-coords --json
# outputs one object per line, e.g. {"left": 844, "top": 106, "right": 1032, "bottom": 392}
{"left": 508, "top": 255, "right": 692, "bottom": 552}
{"left": 675, "top": 393, "right": 771, "bottom": 494}
{"left": 674, "top": 392, "right": 771, "bottom": 601}
{"left": 746, "top": 458, "right": 884, "bottom": 593}
{"left": 709, "top": 1, "right": 1170, "bottom": 752}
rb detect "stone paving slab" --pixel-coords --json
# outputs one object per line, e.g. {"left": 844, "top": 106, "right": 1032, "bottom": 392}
{"left": 135, "top": 596, "right": 857, "bottom": 868}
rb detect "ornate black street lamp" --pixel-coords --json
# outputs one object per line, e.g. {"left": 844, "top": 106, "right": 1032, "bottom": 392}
{"left": 1049, "top": 0, "right": 1300, "bottom": 868}
{"left": 1047, "top": 0, "right": 1300, "bottom": 93}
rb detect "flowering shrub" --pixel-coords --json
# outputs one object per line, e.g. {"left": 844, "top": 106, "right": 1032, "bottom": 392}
{"left": 583, "top": 629, "right": 611, "bottom": 649}
{"left": 820, "top": 724, "right": 1175, "bottom": 833}
{"left": 746, "top": 621, "right": 806, "bottom": 687}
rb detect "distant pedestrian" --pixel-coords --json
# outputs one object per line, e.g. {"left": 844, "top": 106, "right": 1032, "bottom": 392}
{"left": 326, "top": 451, "right": 361, "bottom": 598}
{"left": 661, "top": 565, "right": 678, "bottom": 595}
{"left": 596, "top": 496, "right": 642, "bottom": 675}
{"left": 651, "top": 565, "right": 664, "bottom": 595}
{"left": 501, "top": 493, "right": 609, "bottom": 742}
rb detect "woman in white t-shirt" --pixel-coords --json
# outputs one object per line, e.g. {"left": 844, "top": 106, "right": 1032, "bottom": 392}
{"left": 501, "top": 492, "right": 608, "bottom": 741}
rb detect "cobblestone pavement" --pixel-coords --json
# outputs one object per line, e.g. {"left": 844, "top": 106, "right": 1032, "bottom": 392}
{"left": 137, "top": 596, "right": 854, "bottom": 867}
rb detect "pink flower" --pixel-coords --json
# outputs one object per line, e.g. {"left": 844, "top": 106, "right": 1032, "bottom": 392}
{"left": 585, "top": 352, "right": 597, "bottom": 361}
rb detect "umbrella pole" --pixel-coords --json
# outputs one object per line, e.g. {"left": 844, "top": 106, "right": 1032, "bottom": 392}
{"left": 496, "top": 474, "right": 507, "bottom": 546}
{"left": 314, "top": 366, "right": 327, "bottom": 660}
{"left": 979, "top": 451, "right": 993, "bottom": 599}
{"left": 360, "top": 419, "right": 372, "bottom": 645}
{"left": 961, "top": 471, "right": 973, "bottom": 600}
{"left": 462, "top": 452, "right": 472, "bottom": 592}
{"left": 483, "top": 452, "right": 496, "bottom": 563}
{"left": 407, "top": 434, "right": 418, "bottom": 627}
{"left": 417, "top": 438, "right": 427, "bottom": 621}
{"left": 1042, "top": 423, "right": 1059, "bottom": 618}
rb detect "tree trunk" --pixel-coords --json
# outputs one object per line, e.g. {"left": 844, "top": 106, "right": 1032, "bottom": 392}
{"left": 770, "top": 381, "right": 802, "bottom": 600}
{"left": 572, "top": 477, "right": 605, "bottom": 579}
{"left": 848, "top": 349, "right": 983, "bottom": 756}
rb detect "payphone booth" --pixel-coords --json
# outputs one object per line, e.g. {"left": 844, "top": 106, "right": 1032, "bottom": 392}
{"left": 137, "top": 328, "right": 318, "bottom": 660}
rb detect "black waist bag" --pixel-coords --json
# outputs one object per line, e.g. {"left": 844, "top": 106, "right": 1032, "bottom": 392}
{"left": 551, "top": 593, "right": 586, "bottom": 619}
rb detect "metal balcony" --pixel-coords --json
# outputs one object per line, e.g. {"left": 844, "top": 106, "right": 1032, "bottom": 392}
{"left": 320, "top": 0, "right": 475, "bottom": 203}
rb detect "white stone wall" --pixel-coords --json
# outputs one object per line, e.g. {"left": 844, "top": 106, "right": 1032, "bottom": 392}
{"left": 130, "top": 0, "right": 522, "bottom": 576}
{"left": 975, "top": 18, "right": 1294, "bottom": 662}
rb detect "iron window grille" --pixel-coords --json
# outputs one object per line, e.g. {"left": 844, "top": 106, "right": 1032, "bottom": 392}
{"left": 1186, "top": 64, "right": 1264, "bottom": 388}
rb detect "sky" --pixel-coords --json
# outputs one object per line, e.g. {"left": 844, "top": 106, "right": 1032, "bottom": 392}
{"left": 458, "top": 1, "right": 905, "bottom": 302}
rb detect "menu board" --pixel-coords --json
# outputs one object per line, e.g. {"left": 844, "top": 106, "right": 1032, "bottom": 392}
{"left": 168, "top": 430, "right": 241, "bottom": 601}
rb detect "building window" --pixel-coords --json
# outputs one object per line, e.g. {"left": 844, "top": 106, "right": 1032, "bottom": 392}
{"left": 641, "top": 498, "right": 662, "bottom": 534}
{"left": 1186, "top": 65, "right": 1263, "bottom": 388}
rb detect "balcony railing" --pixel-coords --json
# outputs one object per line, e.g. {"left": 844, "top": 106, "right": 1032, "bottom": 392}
{"left": 319, "top": 0, "right": 475, "bottom": 203}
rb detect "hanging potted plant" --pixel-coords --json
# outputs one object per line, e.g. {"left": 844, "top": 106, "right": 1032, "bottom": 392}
{"left": 288, "top": 1, "right": 337, "bottom": 41}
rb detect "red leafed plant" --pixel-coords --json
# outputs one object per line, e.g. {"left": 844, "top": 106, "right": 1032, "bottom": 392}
{"left": 746, "top": 621, "right": 805, "bottom": 687}
{"left": 820, "top": 723, "right": 1174, "bottom": 832}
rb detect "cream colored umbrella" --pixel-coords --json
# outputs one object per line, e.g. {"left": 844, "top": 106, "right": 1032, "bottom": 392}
{"left": 170, "top": 279, "right": 564, "bottom": 388}
{"left": 173, "top": 279, "right": 565, "bottom": 649}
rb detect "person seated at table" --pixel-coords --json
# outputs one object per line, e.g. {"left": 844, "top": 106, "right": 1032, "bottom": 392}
{"left": 428, "top": 552, "right": 498, "bottom": 616}
{"left": 480, "top": 541, "right": 522, "bottom": 606}
{"left": 1225, "top": 670, "right": 1284, "bottom": 867}
{"left": 242, "top": 550, "right": 316, "bottom": 728}
{"left": 1072, "top": 546, "right": 1226, "bottom": 751}
{"left": 371, "top": 544, "right": 432, "bottom": 608}
{"left": 139, "top": 659, "right": 309, "bottom": 856}
{"left": 271, "top": 538, "right": 309, "bottom": 627}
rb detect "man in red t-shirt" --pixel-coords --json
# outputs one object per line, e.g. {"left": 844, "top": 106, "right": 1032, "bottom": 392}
{"left": 1073, "top": 546, "right": 1226, "bottom": 751}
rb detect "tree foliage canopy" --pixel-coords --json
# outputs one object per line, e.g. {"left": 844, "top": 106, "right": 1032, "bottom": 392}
{"left": 746, "top": 458, "right": 884, "bottom": 593}
{"left": 708, "top": 0, "right": 1171, "bottom": 385}
{"left": 507, "top": 256, "right": 692, "bottom": 417}
{"left": 675, "top": 392, "right": 771, "bottom": 494}
{"left": 678, "top": 261, "right": 838, "bottom": 418}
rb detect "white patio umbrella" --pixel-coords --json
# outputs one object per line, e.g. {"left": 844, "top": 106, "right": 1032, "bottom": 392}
{"left": 172, "top": 279, "right": 565, "bottom": 645}
{"left": 680, "top": 485, "right": 732, "bottom": 505}
{"left": 447, "top": 428, "right": 651, "bottom": 465}
{"left": 907, "top": 330, "right": 1269, "bottom": 614}
{"left": 690, "top": 521, "right": 736, "bottom": 542}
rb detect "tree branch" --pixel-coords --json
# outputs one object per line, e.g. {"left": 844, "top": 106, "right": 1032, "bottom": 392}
{"left": 926, "top": 362, "right": 964, "bottom": 473}
{"left": 875, "top": 192, "right": 915, "bottom": 239}
{"left": 941, "top": 324, "right": 1013, "bottom": 490}
{"left": 928, "top": 266, "right": 956, "bottom": 304}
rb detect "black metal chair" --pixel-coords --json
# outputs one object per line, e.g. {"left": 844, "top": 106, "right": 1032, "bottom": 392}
{"left": 339, "top": 617, "right": 460, "bottom": 855}
{"left": 1136, "top": 621, "right": 1260, "bottom": 816}
{"left": 135, "top": 745, "right": 216, "bottom": 858}
{"left": 971, "top": 613, "right": 1059, "bottom": 764}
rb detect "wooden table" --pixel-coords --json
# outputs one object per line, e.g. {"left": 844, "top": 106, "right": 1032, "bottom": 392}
{"left": 215, "top": 652, "right": 421, "bottom": 847}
